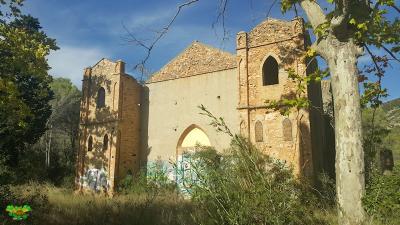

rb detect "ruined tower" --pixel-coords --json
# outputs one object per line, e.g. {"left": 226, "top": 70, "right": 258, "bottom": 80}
{"left": 236, "top": 18, "right": 325, "bottom": 178}
{"left": 76, "top": 59, "right": 142, "bottom": 194}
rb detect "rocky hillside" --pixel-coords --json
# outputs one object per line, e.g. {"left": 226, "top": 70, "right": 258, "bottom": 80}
{"left": 382, "top": 98, "right": 400, "bottom": 129}
{"left": 382, "top": 98, "right": 400, "bottom": 161}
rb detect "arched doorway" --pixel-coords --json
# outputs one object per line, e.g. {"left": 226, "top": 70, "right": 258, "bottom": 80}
{"left": 177, "top": 125, "right": 211, "bottom": 155}
{"left": 176, "top": 125, "right": 211, "bottom": 194}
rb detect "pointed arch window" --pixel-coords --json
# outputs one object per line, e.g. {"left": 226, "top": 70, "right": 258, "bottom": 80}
{"left": 282, "top": 118, "right": 292, "bottom": 141}
{"left": 88, "top": 136, "right": 93, "bottom": 152}
{"left": 103, "top": 134, "right": 108, "bottom": 151}
{"left": 97, "top": 87, "right": 105, "bottom": 108}
{"left": 255, "top": 121, "right": 263, "bottom": 142}
{"left": 262, "top": 56, "right": 279, "bottom": 85}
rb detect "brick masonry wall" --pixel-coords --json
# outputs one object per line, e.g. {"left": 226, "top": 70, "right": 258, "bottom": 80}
{"left": 76, "top": 59, "right": 141, "bottom": 194}
{"left": 117, "top": 75, "right": 141, "bottom": 182}
{"left": 237, "top": 18, "right": 314, "bottom": 177}
{"left": 148, "top": 41, "right": 237, "bottom": 83}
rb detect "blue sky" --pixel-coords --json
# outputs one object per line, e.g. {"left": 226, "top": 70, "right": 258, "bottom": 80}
{"left": 23, "top": 0, "right": 399, "bottom": 100}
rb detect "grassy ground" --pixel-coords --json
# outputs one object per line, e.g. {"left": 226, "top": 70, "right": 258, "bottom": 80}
{"left": 1, "top": 184, "right": 195, "bottom": 225}
{"left": 1, "top": 183, "right": 397, "bottom": 225}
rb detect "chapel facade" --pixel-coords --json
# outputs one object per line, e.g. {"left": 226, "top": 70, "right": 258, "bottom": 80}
{"left": 75, "top": 17, "right": 335, "bottom": 194}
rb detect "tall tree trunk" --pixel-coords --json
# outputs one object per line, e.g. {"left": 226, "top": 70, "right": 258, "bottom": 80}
{"left": 327, "top": 40, "right": 365, "bottom": 225}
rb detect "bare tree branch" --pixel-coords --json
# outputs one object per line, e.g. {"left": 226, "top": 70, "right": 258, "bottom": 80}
{"left": 381, "top": 45, "right": 400, "bottom": 63}
{"left": 364, "top": 44, "right": 383, "bottom": 76}
{"left": 125, "top": 0, "right": 200, "bottom": 81}
{"left": 391, "top": 4, "right": 400, "bottom": 14}
{"left": 266, "top": 0, "right": 278, "bottom": 18}
{"left": 213, "top": 0, "right": 229, "bottom": 43}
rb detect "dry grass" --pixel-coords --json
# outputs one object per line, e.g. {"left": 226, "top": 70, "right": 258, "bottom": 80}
{"left": 2, "top": 183, "right": 195, "bottom": 225}
{"left": 45, "top": 186, "right": 195, "bottom": 225}
{"left": 2, "top": 183, "right": 396, "bottom": 225}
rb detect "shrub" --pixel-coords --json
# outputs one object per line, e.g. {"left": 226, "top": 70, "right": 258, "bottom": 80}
{"left": 189, "top": 135, "right": 325, "bottom": 225}
{"left": 363, "top": 164, "right": 400, "bottom": 224}
{"left": 0, "top": 182, "right": 49, "bottom": 224}
{"left": 117, "top": 166, "right": 176, "bottom": 195}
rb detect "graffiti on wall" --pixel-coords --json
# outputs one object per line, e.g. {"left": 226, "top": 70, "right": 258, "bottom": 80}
{"left": 176, "top": 153, "right": 199, "bottom": 195}
{"left": 80, "top": 168, "right": 109, "bottom": 192}
{"left": 147, "top": 153, "right": 199, "bottom": 196}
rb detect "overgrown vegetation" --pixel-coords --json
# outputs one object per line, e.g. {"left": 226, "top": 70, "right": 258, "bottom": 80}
{"left": 1, "top": 182, "right": 195, "bottom": 225}
{"left": 189, "top": 138, "right": 324, "bottom": 225}
{"left": 361, "top": 99, "right": 400, "bottom": 225}
{"left": 363, "top": 165, "right": 400, "bottom": 225}
{"left": 0, "top": 1, "right": 59, "bottom": 184}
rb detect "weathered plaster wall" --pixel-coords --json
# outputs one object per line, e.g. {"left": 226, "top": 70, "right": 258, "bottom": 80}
{"left": 144, "top": 68, "right": 239, "bottom": 163}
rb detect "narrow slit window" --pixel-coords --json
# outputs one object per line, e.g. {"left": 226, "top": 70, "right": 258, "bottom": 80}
{"left": 97, "top": 87, "right": 105, "bottom": 108}
{"left": 255, "top": 121, "right": 263, "bottom": 142}
{"left": 88, "top": 136, "right": 93, "bottom": 152}
{"left": 282, "top": 118, "right": 292, "bottom": 141}
{"left": 103, "top": 134, "right": 108, "bottom": 151}
{"left": 262, "top": 56, "right": 279, "bottom": 85}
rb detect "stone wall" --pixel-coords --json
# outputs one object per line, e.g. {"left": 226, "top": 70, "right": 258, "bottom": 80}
{"left": 76, "top": 17, "right": 336, "bottom": 194}
{"left": 117, "top": 74, "right": 141, "bottom": 182}
{"left": 76, "top": 59, "right": 141, "bottom": 194}
{"left": 237, "top": 17, "right": 314, "bottom": 177}
{"left": 148, "top": 41, "right": 236, "bottom": 83}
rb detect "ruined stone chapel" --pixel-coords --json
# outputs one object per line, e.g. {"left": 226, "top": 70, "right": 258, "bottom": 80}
{"left": 75, "top": 17, "right": 335, "bottom": 194}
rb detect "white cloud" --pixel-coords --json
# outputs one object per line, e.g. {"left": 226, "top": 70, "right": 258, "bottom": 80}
{"left": 127, "top": 9, "right": 175, "bottom": 30}
{"left": 90, "top": 7, "right": 177, "bottom": 38}
{"left": 47, "top": 46, "right": 109, "bottom": 89}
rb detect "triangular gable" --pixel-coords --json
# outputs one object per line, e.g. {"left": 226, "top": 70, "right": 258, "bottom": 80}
{"left": 148, "top": 41, "right": 236, "bottom": 83}
{"left": 248, "top": 18, "right": 299, "bottom": 47}
{"left": 91, "top": 58, "right": 119, "bottom": 76}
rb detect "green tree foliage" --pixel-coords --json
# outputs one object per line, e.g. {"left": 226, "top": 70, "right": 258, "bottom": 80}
{"left": 362, "top": 98, "right": 400, "bottom": 176}
{"left": 362, "top": 107, "right": 390, "bottom": 181}
{"left": 31, "top": 78, "right": 81, "bottom": 186}
{"left": 363, "top": 164, "right": 400, "bottom": 224}
{"left": 48, "top": 78, "right": 81, "bottom": 157}
{"left": 361, "top": 98, "right": 400, "bottom": 223}
{"left": 381, "top": 98, "right": 400, "bottom": 161}
{"left": 0, "top": 2, "right": 58, "bottom": 171}
{"left": 0, "top": 0, "right": 23, "bottom": 21}
{"left": 0, "top": 78, "right": 81, "bottom": 185}
{"left": 272, "top": 0, "right": 399, "bottom": 111}
{"left": 272, "top": 1, "right": 399, "bottom": 224}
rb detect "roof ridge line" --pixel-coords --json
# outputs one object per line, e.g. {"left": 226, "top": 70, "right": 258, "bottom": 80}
{"left": 147, "top": 41, "right": 236, "bottom": 82}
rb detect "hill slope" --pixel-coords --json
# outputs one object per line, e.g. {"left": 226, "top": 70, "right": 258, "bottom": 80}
{"left": 382, "top": 98, "right": 400, "bottom": 129}
{"left": 382, "top": 98, "right": 400, "bottom": 161}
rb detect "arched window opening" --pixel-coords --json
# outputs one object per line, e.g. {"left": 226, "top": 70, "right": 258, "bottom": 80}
{"left": 88, "top": 136, "right": 93, "bottom": 152}
{"left": 103, "top": 134, "right": 108, "bottom": 151}
{"left": 97, "top": 87, "right": 105, "bottom": 108}
{"left": 262, "top": 56, "right": 279, "bottom": 85}
{"left": 178, "top": 126, "right": 211, "bottom": 152}
{"left": 282, "top": 118, "right": 292, "bottom": 141}
{"left": 255, "top": 121, "right": 263, "bottom": 142}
